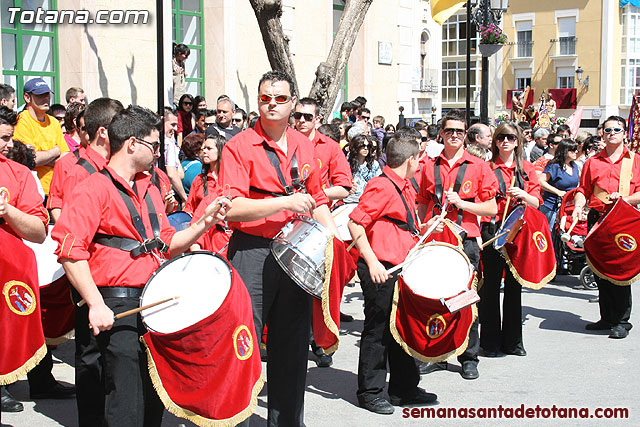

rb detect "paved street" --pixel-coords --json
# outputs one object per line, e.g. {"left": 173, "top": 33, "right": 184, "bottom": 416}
{"left": 2, "top": 274, "right": 638, "bottom": 426}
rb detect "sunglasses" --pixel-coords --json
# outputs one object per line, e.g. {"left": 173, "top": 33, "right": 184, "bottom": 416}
{"left": 54, "top": 116, "right": 65, "bottom": 121}
{"left": 496, "top": 134, "right": 518, "bottom": 142}
{"left": 603, "top": 127, "right": 624, "bottom": 134}
{"left": 231, "top": 118, "right": 243, "bottom": 123}
{"left": 567, "top": 147, "right": 578, "bottom": 152}
{"left": 361, "top": 115, "right": 370, "bottom": 120}
{"left": 183, "top": 102, "right": 193, "bottom": 106}
{"left": 293, "top": 112, "right": 314, "bottom": 121}
{"left": 258, "top": 94, "right": 292, "bottom": 104}
{"left": 421, "top": 136, "right": 429, "bottom": 142}
{"left": 203, "top": 122, "right": 215, "bottom": 128}
{"left": 444, "top": 128, "right": 465, "bottom": 136}
{"left": 135, "top": 137, "right": 160, "bottom": 153}
{"left": 359, "top": 144, "right": 370, "bottom": 149}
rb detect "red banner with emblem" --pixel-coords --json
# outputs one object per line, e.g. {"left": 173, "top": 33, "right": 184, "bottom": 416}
{"left": 142, "top": 265, "right": 263, "bottom": 426}
{"left": 312, "top": 238, "right": 357, "bottom": 354}
{"left": 502, "top": 206, "right": 556, "bottom": 289}
{"left": 390, "top": 276, "right": 476, "bottom": 362}
{"left": 584, "top": 199, "right": 640, "bottom": 286}
{"left": 0, "top": 228, "right": 46, "bottom": 385}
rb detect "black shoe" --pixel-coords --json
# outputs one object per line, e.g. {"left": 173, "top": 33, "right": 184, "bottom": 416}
{"left": 340, "top": 312, "right": 354, "bottom": 322}
{"left": 1, "top": 386, "right": 24, "bottom": 413}
{"left": 480, "top": 349, "right": 499, "bottom": 357}
{"left": 315, "top": 352, "right": 333, "bottom": 368}
{"left": 460, "top": 362, "right": 479, "bottom": 380}
{"left": 390, "top": 388, "right": 438, "bottom": 406}
{"left": 359, "top": 397, "right": 394, "bottom": 414}
{"left": 609, "top": 325, "right": 629, "bottom": 339}
{"left": 588, "top": 296, "right": 599, "bottom": 303}
{"left": 585, "top": 320, "right": 611, "bottom": 330}
{"left": 418, "top": 361, "right": 447, "bottom": 375}
{"left": 30, "top": 381, "right": 76, "bottom": 399}
{"left": 502, "top": 347, "right": 527, "bottom": 356}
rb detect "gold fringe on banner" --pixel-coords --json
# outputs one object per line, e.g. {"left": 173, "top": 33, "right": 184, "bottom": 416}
{"left": 586, "top": 256, "right": 640, "bottom": 286}
{"left": 389, "top": 276, "right": 478, "bottom": 364}
{"left": 0, "top": 343, "right": 47, "bottom": 386}
{"left": 320, "top": 234, "right": 340, "bottom": 355}
{"left": 501, "top": 249, "right": 556, "bottom": 290}
{"left": 45, "top": 329, "right": 75, "bottom": 346}
{"left": 141, "top": 337, "right": 265, "bottom": 427}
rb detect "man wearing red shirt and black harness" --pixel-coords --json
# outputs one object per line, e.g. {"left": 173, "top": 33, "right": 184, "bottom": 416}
{"left": 52, "top": 106, "right": 230, "bottom": 427}
{"left": 417, "top": 110, "right": 498, "bottom": 380}
{"left": 573, "top": 115, "right": 640, "bottom": 340}
{"left": 220, "top": 71, "right": 338, "bottom": 427}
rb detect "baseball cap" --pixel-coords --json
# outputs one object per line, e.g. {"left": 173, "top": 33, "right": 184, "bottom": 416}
{"left": 23, "top": 78, "right": 52, "bottom": 95}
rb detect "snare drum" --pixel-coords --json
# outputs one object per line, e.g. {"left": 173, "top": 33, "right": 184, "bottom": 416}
{"left": 140, "top": 251, "right": 231, "bottom": 334}
{"left": 167, "top": 211, "right": 193, "bottom": 232}
{"left": 494, "top": 205, "right": 526, "bottom": 249}
{"left": 270, "top": 217, "right": 332, "bottom": 299}
{"left": 331, "top": 203, "right": 357, "bottom": 241}
{"left": 23, "top": 226, "right": 65, "bottom": 287}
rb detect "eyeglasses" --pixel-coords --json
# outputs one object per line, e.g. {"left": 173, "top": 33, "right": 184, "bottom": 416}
{"left": 54, "top": 116, "right": 65, "bottom": 121}
{"left": 421, "top": 136, "right": 429, "bottom": 142}
{"left": 78, "top": 125, "right": 86, "bottom": 132}
{"left": 231, "top": 118, "right": 243, "bottom": 123}
{"left": 496, "top": 134, "right": 518, "bottom": 142}
{"left": 567, "top": 147, "right": 578, "bottom": 152}
{"left": 258, "top": 94, "right": 292, "bottom": 104}
{"left": 444, "top": 128, "right": 465, "bottom": 136}
{"left": 293, "top": 112, "right": 314, "bottom": 121}
{"left": 203, "top": 122, "right": 215, "bottom": 128}
{"left": 134, "top": 137, "right": 160, "bottom": 153}
{"left": 603, "top": 127, "right": 624, "bottom": 134}
{"left": 359, "top": 144, "right": 370, "bottom": 149}
{"left": 360, "top": 115, "right": 370, "bottom": 120}
{"left": 183, "top": 102, "right": 193, "bottom": 106}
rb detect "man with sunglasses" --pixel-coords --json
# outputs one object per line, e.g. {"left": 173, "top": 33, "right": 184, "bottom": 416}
{"left": 573, "top": 116, "right": 640, "bottom": 340}
{"left": 221, "top": 70, "right": 339, "bottom": 426}
{"left": 416, "top": 109, "right": 498, "bottom": 380}
{"left": 190, "top": 109, "right": 216, "bottom": 135}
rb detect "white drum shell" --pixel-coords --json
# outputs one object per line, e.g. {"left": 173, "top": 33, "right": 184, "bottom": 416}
{"left": 140, "top": 252, "right": 231, "bottom": 334}
{"left": 332, "top": 203, "right": 357, "bottom": 241}
{"left": 23, "top": 225, "right": 65, "bottom": 287}
{"left": 401, "top": 243, "right": 473, "bottom": 299}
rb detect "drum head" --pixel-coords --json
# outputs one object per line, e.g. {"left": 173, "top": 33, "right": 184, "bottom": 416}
{"left": 495, "top": 205, "right": 526, "bottom": 249}
{"left": 401, "top": 243, "right": 472, "bottom": 299}
{"left": 140, "top": 251, "right": 231, "bottom": 334}
{"left": 23, "top": 226, "right": 65, "bottom": 287}
{"left": 168, "top": 211, "right": 193, "bottom": 231}
{"left": 332, "top": 203, "right": 357, "bottom": 241}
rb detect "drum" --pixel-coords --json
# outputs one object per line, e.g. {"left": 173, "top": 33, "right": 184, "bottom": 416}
{"left": 331, "top": 203, "right": 357, "bottom": 241}
{"left": 23, "top": 226, "right": 65, "bottom": 287}
{"left": 140, "top": 251, "right": 231, "bottom": 334}
{"left": 494, "top": 204, "right": 526, "bottom": 249}
{"left": 167, "top": 211, "right": 192, "bottom": 232}
{"left": 270, "top": 217, "right": 332, "bottom": 299}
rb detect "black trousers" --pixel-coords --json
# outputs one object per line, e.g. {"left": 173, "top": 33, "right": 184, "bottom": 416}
{"left": 227, "top": 231, "right": 310, "bottom": 427}
{"left": 75, "top": 295, "right": 163, "bottom": 427}
{"left": 478, "top": 226, "right": 524, "bottom": 353}
{"left": 26, "top": 346, "right": 55, "bottom": 390}
{"left": 356, "top": 258, "right": 419, "bottom": 403}
{"left": 457, "top": 238, "right": 481, "bottom": 364}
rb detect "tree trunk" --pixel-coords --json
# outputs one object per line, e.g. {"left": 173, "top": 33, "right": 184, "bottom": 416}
{"left": 308, "top": 0, "right": 373, "bottom": 120}
{"left": 249, "top": 0, "right": 299, "bottom": 96}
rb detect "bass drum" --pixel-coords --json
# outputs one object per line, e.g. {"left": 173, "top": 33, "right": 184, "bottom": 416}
{"left": 331, "top": 203, "right": 357, "bottom": 241}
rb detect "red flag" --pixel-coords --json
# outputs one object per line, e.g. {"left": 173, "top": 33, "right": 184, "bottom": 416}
{"left": 312, "top": 238, "right": 356, "bottom": 353}
{"left": 142, "top": 264, "right": 263, "bottom": 425}
{"left": 0, "top": 228, "right": 46, "bottom": 385}
{"left": 502, "top": 206, "right": 556, "bottom": 289}
{"left": 584, "top": 199, "right": 640, "bottom": 285}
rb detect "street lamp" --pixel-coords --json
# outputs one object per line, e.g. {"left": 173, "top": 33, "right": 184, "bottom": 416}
{"left": 576, "top": 66, "right": 589, "bottom": 90}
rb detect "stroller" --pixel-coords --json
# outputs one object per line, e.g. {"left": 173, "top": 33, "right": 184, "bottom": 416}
{"left": 554, "top": 188, "right": 596, "bottom": 289}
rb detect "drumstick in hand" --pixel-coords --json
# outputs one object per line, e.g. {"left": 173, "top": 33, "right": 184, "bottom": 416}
{"left": 194, "top": 196, "right": 231, "bottom": 227}
{"left": 114, "top": 296, "right": 179, "bottom": 320}
{"left": 501, "top": 175, "right": 517, "bottom": 229}
{"left": 481, "top": 230, "right": 510, "bottom": 249}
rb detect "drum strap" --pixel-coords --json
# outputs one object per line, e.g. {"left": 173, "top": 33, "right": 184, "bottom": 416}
{"left": 72, "top": 148, "right": 80, "bottom": 159}
{"left": 76, "top": 158, "right": 98, "bottom": 176}
{"left": 433, "top": 157, "right": 470, "bottom": 225}
{"left": 381, "top": 173, "right": 419, "bottom": 236}
{"left": 409, "top": 177, "right": 419, "bottom": 194}
{"left": 203, "top": 174, "right": 208, "bottom": 197}
{"left": 619, "top": 152, "right": 635, "bottom": 197}
{"left": 249, "top": 142, "right": 304, "bottom": 197}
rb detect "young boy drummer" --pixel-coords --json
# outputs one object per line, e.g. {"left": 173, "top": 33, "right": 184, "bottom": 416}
{"left": 348, "top": 135, "right": 441, "bottom": 415}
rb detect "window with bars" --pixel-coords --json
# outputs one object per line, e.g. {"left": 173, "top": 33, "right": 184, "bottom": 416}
{"left": 621, "top": 5, "right": 640, "bottom": 104}
{"left": 557, "top": 17, "right": 576, "bottom": 55}
{"left": 172, "top": 0, "right": 204, "bottom": 96}
{"left": 1, "top": 0, "right": 60, "bottom": 107}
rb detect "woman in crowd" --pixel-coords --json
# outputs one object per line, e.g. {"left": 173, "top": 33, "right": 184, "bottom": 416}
{"left": 184, "top": 134, "right": 226, "bottom": 216}
{"left": 180, "top": 133, "right": 205, "bottom": 195}
{"left": 63, "top": 102, "right": 86, "bottom": 151}
{"left": 343, "top": 134, "right": 381, "bottom": 203}
{"left": 194, "top": 95, "right": 207, "bottom": 113}
{"left": 176, "top": 93, "right": 195, "bottom": 146}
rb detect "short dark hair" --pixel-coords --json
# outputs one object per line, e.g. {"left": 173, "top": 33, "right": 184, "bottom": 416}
{"left": 6, "top": 139, "right": 35, "bottom": 170}
{"left": 413, "top": 120, "right": 429, "bottom": 131}
{"left": 357, "top": 107, "right": 370, "bottom": 116}
{"left": 547, "top": 133, "right": 561, "bottom": 144}
{"left": 467, "top": 123, "right": 485, "bottom": 144}
{"left": 340, "top": 102, "right": 352, "bottom": 113}
{"left": 64, "top": 102, "right": 86, "bottom": 132}
{"left": 518, "top": 121, "right": 532, "bottom": 131}
{"left": 162, "top": 106, "right": 176, "bottom": 119}
{"left": 85, "top": 98, "right": 124, "bottom": 141}
{"left": 0, "top": 105, "right": 17, "bottom": 126}
{"left": 47, "top": 103, "right": 66, "bottom": 117}
{"left": 441, "top": 109, "right": 466, "bottom": 130}
{"left": 427, "top": 124, "right": 439, "bottom": 139}
{"left": 181, "top": 133, "right": 205, "bottom": 160}
{"left": 108, "top": 105, "right": 161, "bottom": 155}
{"left": 195, "top": 108, "right": 215, "bottom": 120}
{"left": 65, "top": 87, "right": 84, "bottom": 103}
{"left": 354, "top": 96, "right": 367, "bottom": 105}
{"left": 603, "top": 115, "right": 627, "bottom": 132}
{"left": 258, "top": 70, "right": 296, "bottom": 98}
{"left": 386, "top": 135, "right": 420, "bottom": 168}
{"left": 0, "top": 84, "right": 15, "bottom": 102}
{"left": 173, "top": 43, "right": 190, "bottom": 57}
{"left": 318, "top": 123, "right": 339, "bottom": 142}
{"left": 235, "top": 107, "right": 247, "bottom": 120}
{"left": 395, "top": 127, "right": 421, "bottom": 140}
{"left": 297, "top": 97, "right": 320, "bottom": 116}
{"left": 556, "top": 124, "right": 571, "bottom": 134}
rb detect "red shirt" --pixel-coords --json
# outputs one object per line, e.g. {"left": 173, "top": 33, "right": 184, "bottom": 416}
{"left": 47, "top": 146, "right": 85, "bottom": 210}
{"left": 312, "top": 131, "right": 352, "bottom": 190}
{"left": 0, "top": 154, "right": 49, "bottom": 237}
{"left": 417, "top": 150, "right": 498, "bottom": 238}
{"left": 52, "top": 167, "right": 176, "bottom": 288}
{"left": 60, "top": 146, "right": 108, "bottom": 206}
{"left": 220, "top": 120, "right": 329, "bottom": 238}
{"left": 184, "top": 170, "right": 220, "bottom": 216}
{"left": 485, "top": 158, "right": 542, "bottom": 222}
{"left": 577, "top": 146, "right": 640, "bottom": 213}
{"left": 349, "top": 166, "right": 419, "bottom": 265}
{"left": 533, "top": 155, "right": 551, "bottom": 173}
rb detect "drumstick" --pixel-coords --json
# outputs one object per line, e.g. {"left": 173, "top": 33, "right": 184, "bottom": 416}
{"left": 346, "top": 234, "right": 362, "bottom": 251}
{"left": 481, "top": 230, "right": 510, "bottom": 249}
{"left": 193, "top": 196, "right": 231, "bottom": 227}
{"left": 561, "top": 218, "right": 578, "bottom": 243}
{"left": 501, "top": 175, "right": 517, "bottom": 229}
{"left": 114, "top": 296, "right": 179, "bottom": 320}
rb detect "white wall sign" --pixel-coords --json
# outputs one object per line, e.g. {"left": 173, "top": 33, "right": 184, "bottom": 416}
{"left": 378, "top": 41, "right": 393, "bottom": 65}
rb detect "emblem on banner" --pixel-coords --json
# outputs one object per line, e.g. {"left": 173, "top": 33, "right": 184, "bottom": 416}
{"left": 0, "top": 186, "right": 9, "bottom": 202}
{"left": 532, "top": 231, "right": 548, "bottom": 252}
{"left": 615, "top": 233, "right": 637, "bottom": 252}
{"left": 426, "top": 314, "right": 446, "bottom": 339}
{"left": 233, "top": 325, "right": 253, "bottom": 361}
{"left": 301, "top": 164, "right": 311, "bottom": 181}
{"left": 462, "top": 180, "right": 472, "bottom": 194}
{"left": 3, "top": 280, "right": 36, "bottom": 316}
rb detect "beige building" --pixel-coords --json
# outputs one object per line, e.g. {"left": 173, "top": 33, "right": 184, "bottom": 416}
{"left": 1, "top": 0, "right": 444, "bottom": 124}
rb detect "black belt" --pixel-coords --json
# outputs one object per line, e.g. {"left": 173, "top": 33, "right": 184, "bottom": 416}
{"left": 98, "top": 287, "right": 143, "bottom": 298}
{"left": 93, "top": 233, "right": 168, "bottom": 258}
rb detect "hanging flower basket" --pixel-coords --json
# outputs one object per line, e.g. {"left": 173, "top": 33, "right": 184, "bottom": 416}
{"left": 479, "top": 43, "right": 503, "bottom": 57}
